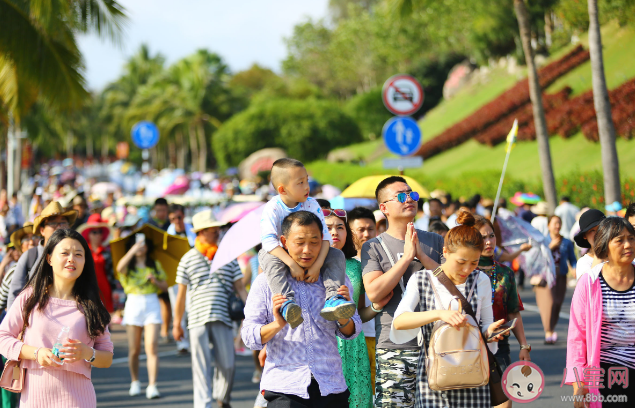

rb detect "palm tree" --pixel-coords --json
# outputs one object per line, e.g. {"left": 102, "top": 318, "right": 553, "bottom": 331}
{"left": 99, "top": 45, "right": 165, "bottom": 158}
{"left": 513, "top": 0, "right": 557, "bottom": 213}
{"left": 127, "top": 50, "right": 233, "bottom": 172}
{"left": 0, "top": 0, "right": 127, "bottom": 124}
{"left": 587, "top": 0, "right": 620, "bottom": 206}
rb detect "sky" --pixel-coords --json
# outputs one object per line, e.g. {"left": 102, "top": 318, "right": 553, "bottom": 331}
{"left": 77, "top": 0, "right": 329, "bottom": 92}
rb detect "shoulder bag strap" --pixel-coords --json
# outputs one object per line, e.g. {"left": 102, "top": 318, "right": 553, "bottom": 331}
{"left": 376, "top": 235, "right": 406, "bottom": 297}
{"left": 434, "top": 268, "right": 503, "bottom": 384}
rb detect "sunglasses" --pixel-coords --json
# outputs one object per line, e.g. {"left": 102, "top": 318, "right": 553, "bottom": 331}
{"left": 45, "top": 221, "right": 70, "bottom": 229}
{"left": 382, "top": 191, "right": 419, "bottom": 204}
{"left": 322, "top": 209, "right": 347, "bottom": 220}
{"left": 89, "top": 230, "right": 103, "bottom": 235}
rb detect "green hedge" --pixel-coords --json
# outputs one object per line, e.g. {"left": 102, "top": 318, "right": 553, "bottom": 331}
{"left": 213, "top": 98, "right": 362, "bottom": 169}
{"left": 306, "top": 160, "right": 635, "bottom": 209}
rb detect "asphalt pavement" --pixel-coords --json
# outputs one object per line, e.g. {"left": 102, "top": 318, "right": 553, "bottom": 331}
{"left": 94, "top": 284, "right": 575, "bottom": 407}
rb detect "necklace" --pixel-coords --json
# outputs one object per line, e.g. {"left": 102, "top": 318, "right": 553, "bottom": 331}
{"left": 479, "top": 261, "right": 500, "bottom": 302}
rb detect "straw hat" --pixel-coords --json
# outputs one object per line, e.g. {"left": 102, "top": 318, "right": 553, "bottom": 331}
{"left": 10, "top": 221, "right": 34, "bottom": 249}
{"left": 76, "top": 214, "right": 111, "bottom": 242}
{"left": 191, "top": 210, "right": 225, "bottom": 233}
{"left": 530, "top": 201, "right": 549, "bottom": 216}
{"left": 32, "top": 202, "right": 78, "bottom": 234}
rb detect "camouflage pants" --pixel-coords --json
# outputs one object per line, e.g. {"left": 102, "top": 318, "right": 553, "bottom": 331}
{"left": 374, "top": 348, "right": 419, "bottom": 407}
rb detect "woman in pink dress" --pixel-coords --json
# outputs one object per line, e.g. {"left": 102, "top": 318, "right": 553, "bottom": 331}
{"left": 0, "top": 229, "right": 113, "bottom": 408}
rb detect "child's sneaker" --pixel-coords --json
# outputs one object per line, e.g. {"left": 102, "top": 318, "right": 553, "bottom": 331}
{"left": 320, "top": 295, "right": 356, "bottom": 321}
{"left": 281, "top": 299, "right": 303, "bottom": 329}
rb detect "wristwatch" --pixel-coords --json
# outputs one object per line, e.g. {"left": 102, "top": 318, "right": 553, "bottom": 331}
{"left": 520, "top": 344, "right": 532, "bottom": 352}
{"left": 85, "top": 347, "right": 96, "bottom": 363}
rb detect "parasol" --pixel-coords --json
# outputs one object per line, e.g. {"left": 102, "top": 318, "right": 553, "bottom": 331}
{"left": 340, "top": 175, "right": 429, "bottom": 199}
{"left": 210, "top": 205, "right": 265, "bottom": 274}
{"left": 217, "top": 201, "right": 264, "bottom": 224}
{"left": 496, "top": 208, "right": 556, "bottom": 288}
{"left": 163, "top": 175, "right": 190, "bottom": 196}
{"left": 110, "top": 223, "right": 191, "bottom": 286}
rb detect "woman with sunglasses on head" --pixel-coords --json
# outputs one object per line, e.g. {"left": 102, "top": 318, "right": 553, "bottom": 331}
{"left": 0, "top": 229, "right": 113, "bottom": 408}
{"left": 323, "top": 207, "right": 392, "bottom": 407}
{"left": 78, "top": 215, "right": 115, "bottom": 314}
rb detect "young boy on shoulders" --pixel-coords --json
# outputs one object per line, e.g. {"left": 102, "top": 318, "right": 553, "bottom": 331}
{"left": 259, "top": 158, "right": 355, "bottom": 328}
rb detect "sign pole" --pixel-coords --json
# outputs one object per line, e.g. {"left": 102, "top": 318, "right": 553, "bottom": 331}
{"left": 491, "top": 119, "right": 518, "bottom": 224}
{"left": 141, "top": 149, "right": 150, "bottom": 174}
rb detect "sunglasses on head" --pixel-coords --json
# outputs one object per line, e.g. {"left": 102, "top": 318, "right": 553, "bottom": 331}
{"left": 382, "top": 191, "right": 419, "bottom": 204}
{"left": 322, "top": 209, "right": 347, "bottom": 220}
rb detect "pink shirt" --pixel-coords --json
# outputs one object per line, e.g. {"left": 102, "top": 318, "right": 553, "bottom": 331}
{"left": 0, "top": 287, "right": 113, "bottom": 380}
{"left": 565, "top": 263, "right": 604, "bottom": 408}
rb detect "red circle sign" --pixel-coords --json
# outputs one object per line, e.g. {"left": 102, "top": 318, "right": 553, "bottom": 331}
{"left": 382, "top": 74, "right": 424, "bottom": 116}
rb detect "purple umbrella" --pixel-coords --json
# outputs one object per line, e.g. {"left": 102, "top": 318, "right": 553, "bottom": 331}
{"left": 210, "top": 205, "right": 265, "bottom": 275}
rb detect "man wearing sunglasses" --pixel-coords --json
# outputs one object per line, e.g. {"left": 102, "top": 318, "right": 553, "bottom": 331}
{"left": 361, "top": 176, "right": 444, "bottom": 407}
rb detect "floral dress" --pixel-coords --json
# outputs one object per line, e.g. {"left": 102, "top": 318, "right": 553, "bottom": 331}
{"left": 337, "top": 258, "right": 373, "bottom": 408}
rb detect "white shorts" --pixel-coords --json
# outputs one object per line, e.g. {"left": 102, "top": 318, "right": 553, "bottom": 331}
{"left": 122, "top": 293, "right": 163, "bottom": 327}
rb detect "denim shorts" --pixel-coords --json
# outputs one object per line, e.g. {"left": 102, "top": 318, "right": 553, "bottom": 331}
{"left": 494, "top": 336, "right": 511, "bottom": 373}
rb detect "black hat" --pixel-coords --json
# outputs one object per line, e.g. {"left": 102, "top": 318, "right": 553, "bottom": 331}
{"left": 574, "top": 209, "right": 606, "bottom": 248}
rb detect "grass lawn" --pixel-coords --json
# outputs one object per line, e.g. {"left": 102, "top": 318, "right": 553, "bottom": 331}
{"left": 313, "top": 22, "right": 635, "bottom": 190}
{"left": 307, "top": 133, "right": 635, "bottom": 190}
{"left": 547, "top": 22, "right": 635, "bottom": 95}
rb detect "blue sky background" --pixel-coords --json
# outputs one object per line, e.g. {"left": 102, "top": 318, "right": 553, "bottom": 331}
{"left": 77, "top": 0, "right": 329, "bottom": 91}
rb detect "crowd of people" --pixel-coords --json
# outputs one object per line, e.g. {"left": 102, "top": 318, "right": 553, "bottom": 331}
{"left": 0, "top": 156, "right": 633, "bottom": 408}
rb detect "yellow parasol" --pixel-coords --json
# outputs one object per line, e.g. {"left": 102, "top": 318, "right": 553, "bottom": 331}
{"left": 109, "top": 224, "right": 191, "bottom": 286}
{"left": 340, "top": 175, "right": 430, "bottom": 199}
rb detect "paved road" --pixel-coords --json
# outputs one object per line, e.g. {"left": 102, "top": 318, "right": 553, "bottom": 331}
{"left": 94, "top": 285, "right": 575, "bottom": 407}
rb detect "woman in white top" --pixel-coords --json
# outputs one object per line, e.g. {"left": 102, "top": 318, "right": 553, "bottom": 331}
{"left": 391, "top": 211, "right": 505, "bottom": 408}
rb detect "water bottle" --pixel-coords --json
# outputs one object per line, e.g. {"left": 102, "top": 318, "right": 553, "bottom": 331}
{"left": 51, "top": 326, "right": 70, "bottom": 365}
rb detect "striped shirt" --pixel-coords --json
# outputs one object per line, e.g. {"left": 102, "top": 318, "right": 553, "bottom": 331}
{"left": 599, "top": 272, "right": 635, "bottom": 369}
{"left": 175, "top": 248, "right": 242, "bottom": 329}
{"left": 0, "top": 264, "right": 16, "bottom": 310}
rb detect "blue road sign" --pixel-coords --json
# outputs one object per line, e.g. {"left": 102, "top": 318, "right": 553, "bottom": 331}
{"left": 131, "top": 121, "right": 160, "bottom": 149}
{"left": 382, "top": 116, "right": 422, "bottom": 156}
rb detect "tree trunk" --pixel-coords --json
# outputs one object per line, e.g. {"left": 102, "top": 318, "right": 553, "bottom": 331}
{"left": 168, "top": 141, "right": 176, "bottom": 168}
{"left": 101, "top": 134, "right": 109, "bottom": 159}
{"left": 87, "top": 132, "right": 93, "bottom": 158}
{"left": 14, "top": 129, "right": 21, "bottom": 193}
{"left": 176, "top": 130, "right": 186, "bottom": 170}
{"left": 66, "top": 131, "right": 73, "bottom": 158}
{"left": 188, "top": 125, "right": 199, "bottom": 173}
{"left": 544, "top": 11, "right": 553, "bottom": 48}
{"left": 588, "top": 0, "right": 621, "bottom": 206}
{"left": 196, "top": 122, "right": 207, "bottom": 173}
{"left": 514, "top": 0, "right": 558, "bottom": 213}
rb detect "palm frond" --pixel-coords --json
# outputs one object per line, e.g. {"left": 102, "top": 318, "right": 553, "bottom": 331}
{"left": 0, "top": 0, "right": 89, "bottom": 119}
{"left": 72, "top": 0, "right": 128, "bottom": 46}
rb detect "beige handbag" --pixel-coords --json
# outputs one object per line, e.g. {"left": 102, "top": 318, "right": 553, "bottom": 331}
{"left": 424, "top": 271, "right": 490, "bottom": 391}
{"left": 0, "top": 324, "right": 26, "bottom": 393}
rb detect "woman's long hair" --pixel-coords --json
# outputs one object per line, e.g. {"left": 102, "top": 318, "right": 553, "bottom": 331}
{"left": 22, "top": 229, "right": 111, "bottom": 338}
{"left": 125, "top": 232, "right": 156, "bottom": 271}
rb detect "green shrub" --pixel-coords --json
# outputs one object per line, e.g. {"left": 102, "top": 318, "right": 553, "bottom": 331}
{"left": 213, "top": 98, "right": 362, "bottom": 169}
